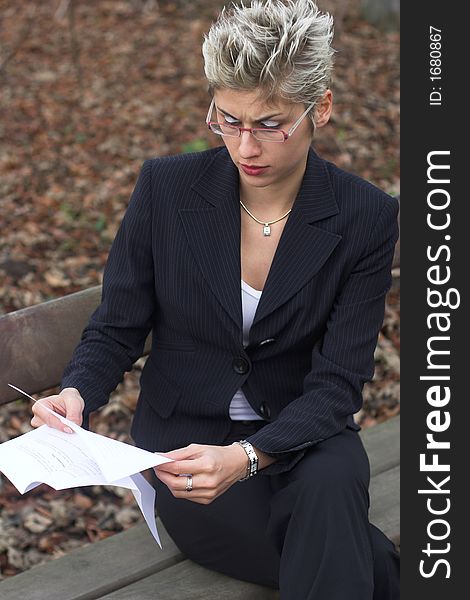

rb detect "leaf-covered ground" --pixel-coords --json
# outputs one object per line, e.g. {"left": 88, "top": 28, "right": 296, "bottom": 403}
{"left": 0, "top": 0, "right": 399, "bottom": 578}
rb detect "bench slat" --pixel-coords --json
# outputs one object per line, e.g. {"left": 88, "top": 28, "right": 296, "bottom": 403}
{"left": 0, "top": 287, "right": 102, "bottom": 405}
{"left": 361, "top": 415, "right": 400, "bottom": 477}
{"left": 369, "top": 465, "right": 400, "bottom": 541}
{"left": 0, "top": 520, "right": 183, "bottom": 600}
{"left": 0, "top": 419, "right": 399, "bottom": 598}
{"left": 97, "top": 458, "right": 400, "bottom": 600}
{"left": 0, "top": 453, "right": 399, "bottom": 599}
{"left": 0, "top": 286, "right": 153, "bottom": 405}
{"left": 98, "top": 559, "right": 279, "bottom": 600}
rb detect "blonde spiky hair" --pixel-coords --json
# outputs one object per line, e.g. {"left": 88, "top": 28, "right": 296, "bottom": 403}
{"left": 202, "top": 0, "right": 335, "bottom": 111}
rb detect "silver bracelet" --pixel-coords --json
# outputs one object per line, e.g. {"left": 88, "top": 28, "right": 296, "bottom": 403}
{"left": 235, "top": 440, "right": 259, "bottom": 480}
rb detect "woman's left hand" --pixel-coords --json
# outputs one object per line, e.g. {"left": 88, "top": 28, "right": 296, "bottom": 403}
{"left": 154, "top": 443, "right": 249, "bottom": 504}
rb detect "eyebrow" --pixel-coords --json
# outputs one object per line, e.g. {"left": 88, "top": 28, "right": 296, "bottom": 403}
{"left": 216, "top": 106, "right": 283, "bottom": 121}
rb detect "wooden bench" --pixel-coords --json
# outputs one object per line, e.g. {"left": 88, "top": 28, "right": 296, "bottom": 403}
{"left": 0, "top": 267, "right": 400, "bottom": 598}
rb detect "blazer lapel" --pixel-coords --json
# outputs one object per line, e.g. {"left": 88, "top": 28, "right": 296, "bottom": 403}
{"left": 252, "top": 148, "right": 342, "bottom": 327}
{"left": 179, "top": 147, "right": 342, "bottom": 339}
{"left": 179, "top": 150, "right": 243, "bottom": 337}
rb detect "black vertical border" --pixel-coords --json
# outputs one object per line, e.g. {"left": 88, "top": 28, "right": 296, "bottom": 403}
{"left": 401, "top": 2, "right": 466, "bottom": 597}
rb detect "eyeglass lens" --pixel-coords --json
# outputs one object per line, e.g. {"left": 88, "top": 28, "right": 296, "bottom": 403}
{"left": 209, "top": 122, "right": 285, "bottom": 142}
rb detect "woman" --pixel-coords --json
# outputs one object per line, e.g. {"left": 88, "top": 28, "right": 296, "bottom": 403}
{"left": 32, "top": 1, "right": 400, "bottom": 598}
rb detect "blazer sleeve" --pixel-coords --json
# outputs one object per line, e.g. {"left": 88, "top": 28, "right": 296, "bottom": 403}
{"left": 61, "top": 160, "right": 156, "bottom": 416}
{"left": 246, "top": 195, "right": 399, "bottom": 475}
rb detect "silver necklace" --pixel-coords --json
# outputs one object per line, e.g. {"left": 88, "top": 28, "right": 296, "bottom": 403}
{"left": 239, "top": 200, "right": 292, "bottom": 236}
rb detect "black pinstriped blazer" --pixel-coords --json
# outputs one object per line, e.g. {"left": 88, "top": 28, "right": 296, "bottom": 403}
{"left": 62, "top": 146, "right": 399, "bottom": 474}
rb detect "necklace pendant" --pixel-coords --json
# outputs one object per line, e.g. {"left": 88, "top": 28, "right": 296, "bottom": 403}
{"left": 263, "top": 224, "right": 271, "bottom": 236}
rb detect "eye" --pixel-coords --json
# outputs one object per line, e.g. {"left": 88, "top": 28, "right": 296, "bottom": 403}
{"left": 260, "top": 120, "right": 280, "bottom": 129}
{"left": 223, "top": 115, "right": 239, "bottom": 125}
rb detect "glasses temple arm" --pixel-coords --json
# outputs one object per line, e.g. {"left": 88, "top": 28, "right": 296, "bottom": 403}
{"left": 287, "top": 102, "right": 315, "bottom": 136}
{"left": 205, "top": 98, "right": 215, "bottom": 124}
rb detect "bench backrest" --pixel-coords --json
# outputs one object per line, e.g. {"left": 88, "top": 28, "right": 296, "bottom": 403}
{"left": 1, "top": 287, "right": 100, "bottom": 405}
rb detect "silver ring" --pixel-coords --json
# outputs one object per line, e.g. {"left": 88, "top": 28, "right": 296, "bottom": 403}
{"left": 185, "top": 474, "right": 193, "bottom": 492}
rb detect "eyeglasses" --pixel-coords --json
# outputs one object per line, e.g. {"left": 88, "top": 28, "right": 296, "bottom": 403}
{"left": 205, "top": 98, "right": 315, "bottom": 143}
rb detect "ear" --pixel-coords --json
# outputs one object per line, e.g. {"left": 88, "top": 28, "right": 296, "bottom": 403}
{"left": 314, "top": 89, "right": 333, "bottom": 128}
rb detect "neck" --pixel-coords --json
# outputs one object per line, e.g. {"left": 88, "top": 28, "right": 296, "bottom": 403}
{"left": 240, "top": 187, "right": 294, "bottom": 217}
{"left": 239, "top": 155, "right": 308, "bottom": 216}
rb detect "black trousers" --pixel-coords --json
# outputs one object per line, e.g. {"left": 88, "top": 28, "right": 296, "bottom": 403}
{"left": 154, "top": 421, "right": 400, "bottom": 600}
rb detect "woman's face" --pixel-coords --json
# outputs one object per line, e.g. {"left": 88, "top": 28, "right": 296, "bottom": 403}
{"left": 212, "top": 88, "right": 330, "bottom": 193}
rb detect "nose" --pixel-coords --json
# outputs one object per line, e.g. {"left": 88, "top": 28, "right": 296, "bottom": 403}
{"left": 238, "top": 129, "right": 262, "bottom": 158}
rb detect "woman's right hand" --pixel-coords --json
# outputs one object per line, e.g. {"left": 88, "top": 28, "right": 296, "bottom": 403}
{"left": 31, "top": 387, "right": 85, "bottom": 433}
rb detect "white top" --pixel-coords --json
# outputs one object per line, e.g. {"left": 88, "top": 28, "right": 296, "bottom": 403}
{"left": 229, "top": 280, "right": 264, "bottom": 421}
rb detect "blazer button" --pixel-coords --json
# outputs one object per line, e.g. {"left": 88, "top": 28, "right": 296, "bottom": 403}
{"left": 259, "top": 401, "right": 271, "bottom": 419}
{"left": 232, "top": 356, "right": 250, "bottom": 374}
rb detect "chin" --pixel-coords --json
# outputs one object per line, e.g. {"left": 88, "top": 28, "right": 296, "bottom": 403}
{"left": 241, "top": 173, "right": 273, "bottom": 187}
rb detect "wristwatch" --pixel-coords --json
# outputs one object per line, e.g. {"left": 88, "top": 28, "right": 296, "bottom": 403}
{"left": 235, "top": 439, "right": 259, "bottom": 480}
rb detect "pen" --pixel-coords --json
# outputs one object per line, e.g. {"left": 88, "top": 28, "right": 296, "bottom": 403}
{"left": 7, "top": 383, "right": 67, "bottom": 417}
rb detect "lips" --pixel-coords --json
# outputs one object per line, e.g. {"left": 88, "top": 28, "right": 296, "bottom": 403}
{"left": 240, "top": 164, "right": 268, "bottom": 176}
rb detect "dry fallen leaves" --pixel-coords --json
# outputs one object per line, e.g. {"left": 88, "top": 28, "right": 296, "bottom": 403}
{"left": 0, "top": 0, "right": 399, "bottom": 579}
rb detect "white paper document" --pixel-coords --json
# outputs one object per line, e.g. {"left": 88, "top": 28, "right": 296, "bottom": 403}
{"left": 0, "top": 408, "right": 172, "bottom": 547}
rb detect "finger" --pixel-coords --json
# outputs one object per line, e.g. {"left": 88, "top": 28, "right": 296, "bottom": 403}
{"left": 160, "top": 445, "right": 202, "bottom": 461}
{"left": 32, "top": 401, "right": 73, "bottom": 433}
{"left": 153, "top": 469, "right": 178, "bottom": 487}
{"left": 156, "top": 457, "right": 207, "bottom": 476}
{"left": 155, "top": 470, "right": 198, "bottom": 494}
{"left": 30, "top": 414, "right": 46, "bottom": 428}
{"left": 60, "top": 389, "right": 85, "bottom": 425}
{"left": 64, "top": 402, "right": 83, "bottom": 425}
{"left": 155, "top": 471, "right": 218, "bottom": 504}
